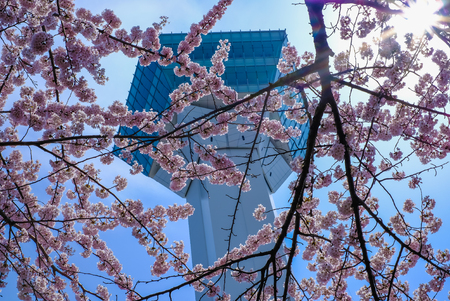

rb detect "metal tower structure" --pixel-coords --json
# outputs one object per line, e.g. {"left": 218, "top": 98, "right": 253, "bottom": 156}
{"left": 116, "top": 30, "right": 309, "bottom": 300}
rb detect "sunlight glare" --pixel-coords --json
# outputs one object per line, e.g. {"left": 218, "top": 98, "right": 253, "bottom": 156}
{"left": 395, "top": 0, "right": 443, "bottom": 36}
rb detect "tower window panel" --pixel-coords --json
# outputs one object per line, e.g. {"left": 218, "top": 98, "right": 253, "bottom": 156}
{"left": 271, "top": 31, "right": 282, "bottom": 39}
{"left": 247, "top": 72, "right": 257, "bottom": 83}
{"left": 171, "top": 76, "right": 179, "bottom": 86}
{"left": 262, "top": 41, "right": 273, "bottom": 49}
{"left": 274, "top": 46, "right": 284, "bottom": 57}
{"left": 230, "top": 32, "right": 239, "bottom": 40}
{"left": 243, "top": 41, "right": 253, "bottom": 53}
{"left": 152, "top": 100, "right": 163, "bottom": 113}
{"left": 138, "top": 82, "right": 149, "bottom": 95}
{"left": 258, "top": 72, "right": 269, "bottom": 85}
{"left": 155, "top": 66, "right": 161, "bottom": 78}
{"left": 192, "top": 48, "right": 202, "bottom": 60}
{"left": 232, "top": 58, "right": 244, "bottom": 66}
{"left": 144, "top": 162, "right": 151, "bottom": 174}
{"left": 166, "top": 74, "right": 175, "bottom": 85}
{"left": 135, "top": 68, "right": 142, "bottom": 80}
{"left": 248, "top": 84, "right": 258, "bottom": 91}
{"left": 140, "top": 76, "right": 151, "bottom": 91}
{"left": 203, "top": 34, "right": 212, "bottom": 42}
{"left": 263, "top": 49, "right": 274, "bottom": 58}
{"left": 236, "top": 71, "right": 247, "bottom": 83}
{"left": 155, "top": 91, "right": 168, "bottom": 109}
{"left": 129, "top": 127, "right": 137, "bottom": 135}
{"left": 255, "top": 58, "right": 265, "bottom": 65}
{"left": 136, "top": 92, "right": 147, "bottom": 108}
{"left": 226, "top": 66, "right": 236, "bottom": 74}
{"left": 126, "top": 97, "right": 135, "bottom": 109}
{"left": 130, "top": 85, "right": 137, "bottom": 98}
{"left": 256, "top": 66, "right": 266, "bottom": 73}
{"left": 135, "top": 153, "right": 146, "bottom": 166}
{"left": 243, "top": 57, "right": 255, "bottom": 66}
{"left": 121, "top": 127, "right": 130, "bottom": 135}
{"left": 259, "top": 79, "right": 269, "bottom": 85}
{"left": 227, "top": 75, "right": 237, "bottom": 86}
{"left": 149, "top": 85, "right": 156, "bottom": 96}
{"left": 265, "top": 58, "right": 277, "bottom": 66}
{"left": 152, "top": 75, "right": 160, "bottom": 86}
{"left": 175, "top": 77, "right": 186, "bottom": 87}
{"left": 158, "top": 79, "right": 170, "bottom": 94}
{"left": 221, "top": 32, "right": 232, "bottom": 40}
{"left": 203, "top": 48, "right": 213, "bottom": 58}
{"left": 241, "top": 32, "right": 251, "bottom": 40}
{"left": 254, "top": 46, "right": 263, "bottom": 57}
{"left": 131, "top": 77, "right": 140, "bottom": 88}
{"left": 233, "top": 47, "right": 244, "bottom": 58}
{"left": 133, "top": 101, "right": 143, "bottom": 111}
{"left": 157, "top": 84, "right": 169, "bottom": 97}
{"left": 144, "top": 66, "right": 154, "bottom": 78}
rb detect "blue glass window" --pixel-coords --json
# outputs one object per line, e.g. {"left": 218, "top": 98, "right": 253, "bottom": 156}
{"left": 149, "top": 85, "right": 156, "bottom": 97}
{"left": 130, "top": 85, "right": 137, "bottom": 98}
{"left": 135, "top": 67, "right": 142, "bottom": 80}
{"left": 140, "top": 75, "right": 151, "bottom": 89}
{"left": 233, "top": 46, "right": 244, "bottom": 58}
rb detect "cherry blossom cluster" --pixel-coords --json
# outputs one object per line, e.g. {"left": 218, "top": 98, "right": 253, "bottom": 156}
{"left": 2, "top": 0, "right": 450, "bottom": 299}
{"left": 277, "top": 43, "right": 301, "bottom": 74}
{"left": 182, "top": 224, "right": 275, "bottom": 298}
{"left": 0, "top": 137, "right": 195, "bottom": 300}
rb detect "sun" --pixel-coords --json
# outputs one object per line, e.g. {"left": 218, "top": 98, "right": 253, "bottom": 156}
{"left": 393, "top": 0, "right": 444, "bottom": 36}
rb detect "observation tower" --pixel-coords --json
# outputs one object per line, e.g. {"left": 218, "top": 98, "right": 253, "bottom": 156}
{"left": 116, "top": 30, "right": 309, "bottom": 300}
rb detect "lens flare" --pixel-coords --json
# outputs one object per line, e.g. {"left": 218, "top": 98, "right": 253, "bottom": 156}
{"left": 395, "top": 0, "right": 444, "bottom": 36}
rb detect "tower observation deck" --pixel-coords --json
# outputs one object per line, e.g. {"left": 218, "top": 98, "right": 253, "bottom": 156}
{"left": 116, "top": 30, "right": 309, "bottom": 300}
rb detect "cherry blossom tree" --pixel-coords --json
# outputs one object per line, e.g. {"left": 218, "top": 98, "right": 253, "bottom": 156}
{"left": 0, "top": 0, "right": 450, "bottom": 300}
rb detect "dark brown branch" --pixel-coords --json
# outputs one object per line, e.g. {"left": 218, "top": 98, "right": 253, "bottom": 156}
{"left": 329, "top": 93, "right": 380, "bottom": 300}
{"left": 282, "top": 211, "right": 301, "bottom": 299}
{"left": 387, "top": 245, "right": 404, "bottom": 300}
{"left": 306, "top": 0, "right": 380, "bottom": 299}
